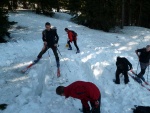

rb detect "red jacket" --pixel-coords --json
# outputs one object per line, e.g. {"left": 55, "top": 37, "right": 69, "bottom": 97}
{"left": 64, "top": 81, "right": 100, "bottom": 110}
{"left": 67, "top": 30, "right": 77, "bottom": 42}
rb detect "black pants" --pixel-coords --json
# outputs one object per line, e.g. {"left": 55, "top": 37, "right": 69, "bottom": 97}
{"left": 90, "top": 96, "right": 101, "bottom": 113}
{"left": 37, "top": 45, "right": 60, "bottom": 68}
{"left": 83, "top": 96, "right": 101, "bottom": 113}
{"left": 138, "top": 62, "right": 149, "bottom": 78}
{"left": 67, "top": 40, "right": 79, "bottom": 51}
{"left": 116, "top": 69, "right": 129, "bottom": 84}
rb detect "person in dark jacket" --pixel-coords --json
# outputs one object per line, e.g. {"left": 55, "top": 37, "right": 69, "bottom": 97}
{"left": 114, "top": 56, "right": 132, "bottom": 84}
{"left": 64, "top": 28, "right": 80, "bottom": 53}
{"left": 56, "top": 81, "right": 101, "bottom": 113}
{"left": 37, "top": 22, "right": 60, "bottom": 72}
{"left": 135, "top": 45, "right": 150, "bottom": 81}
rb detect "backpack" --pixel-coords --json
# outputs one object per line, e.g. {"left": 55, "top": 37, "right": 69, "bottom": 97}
{"left": 71, "top": 30, "right": 77, "bottom": 37}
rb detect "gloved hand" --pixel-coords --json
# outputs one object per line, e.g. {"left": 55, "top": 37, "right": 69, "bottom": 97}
{"left": 54, "top": 44, "right": 57, "bottom": 47}
{"left": 85, "top": 110, "right": 91, "bottom": 113}
{"left": 83, "top": 109, "right": 90, "bottom": 113}
{"left": 94, "top": 100, "right": 99, "bottom": 108}
{"left": 82, "top": 107, "right": 90, "bottom": 113}
{"left": 130, "top": 67, "right": 133, "bottom": 70}
{"left": 44, "top": 41, "right": 47, "bottom": 46}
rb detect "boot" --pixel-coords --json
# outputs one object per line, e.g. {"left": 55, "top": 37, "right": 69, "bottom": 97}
{"left": 34, "top": 57, "right": 41, "bottom": 63}
{"left": 76, "top": 50, "right": 80, "bottom": 53}
{"left": 134, "top": 77, "right": 142, "bottom": 84}
{"left": 113, "top": 79, "right": 120, "bottom": 84}
{"left": 68, "top": 47, "right": 72, "bottom": 50}
{"left": 141, "top": 76, "right": 145, "bottom": 82}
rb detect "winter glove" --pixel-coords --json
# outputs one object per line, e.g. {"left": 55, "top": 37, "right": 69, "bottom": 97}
{"left": 130, "top": 67, "right": 133, "bottom": 70}
{"left": 85, "top": 110, "right": 91, "bottom": 113}
{"left": 82, "top": 106, "right": 90, "bottom": 113}
{"left": 128, "top": 67, "right": 132, "bottom": 71}
{"left": 94, "top": 100, "right": 99, "bottom": 108}
{"left": 83, "top": 109, "right": 90, "bottom": 113}
{"left": 54, "top": 44, "right": 57, "bottom": 47}
{"left": 44, "top": 41, "right": 47, "bottom": 46}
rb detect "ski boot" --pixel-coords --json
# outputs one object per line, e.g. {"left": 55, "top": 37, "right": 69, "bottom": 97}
{"left": 34, "top": 57, "right": 41, "bottom": 63}
{"left": 76, "top": 50, "right": 80, "bottom": 54}
{"left": 68, "top": 47, "right": 72, "bottom": 50}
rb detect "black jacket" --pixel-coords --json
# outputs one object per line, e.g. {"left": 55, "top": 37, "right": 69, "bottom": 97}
{"left": 116, "top": 57, "right": 132, "bottom": 71}
{"left": 136, "top": 48, "right": 150, "bottom": 63}
{"left": 42, "top": 28, "right": 59, "bottom": 47}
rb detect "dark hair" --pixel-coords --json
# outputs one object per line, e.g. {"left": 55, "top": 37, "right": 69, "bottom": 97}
{"left": 146, "top": 45, "right": 150, "bottom": 49}
{"left": 117, "top": 56, "right": 121, "bottom": 61}
{"left": 45, "top": 22, "right": 51, "bottom": 26}
{"left": 56, "top": 86, "right": 65, "bottom": 95}
{"left": 64, "top": 28, "right": 68, "bottom": 31}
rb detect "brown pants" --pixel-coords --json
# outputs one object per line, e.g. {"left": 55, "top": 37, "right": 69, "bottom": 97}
{"left": 37, "top": 45, "right": 60, "bottom": 68}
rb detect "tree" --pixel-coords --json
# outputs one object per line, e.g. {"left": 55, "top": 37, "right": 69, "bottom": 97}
{"left": 68, "top": 0, "right": 117, "bottom": 31}
{"left": 0, "top": 8, "right": 10, "bottom": 42}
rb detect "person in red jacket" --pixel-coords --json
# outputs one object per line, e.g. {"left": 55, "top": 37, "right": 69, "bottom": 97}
{"left": 64, "top": 28, "right": 80, "bottom": 53}
{"left": 56, "top": 81, "right": 101, "bottom": 113}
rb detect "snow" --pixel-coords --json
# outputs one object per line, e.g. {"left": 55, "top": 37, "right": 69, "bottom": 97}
{"left": 0, "top": 10, "right": 150, "bottom": 113}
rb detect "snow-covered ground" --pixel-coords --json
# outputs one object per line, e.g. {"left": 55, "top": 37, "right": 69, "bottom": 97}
{"left": 0, "top": 10, "right": 150, "bottom": 113}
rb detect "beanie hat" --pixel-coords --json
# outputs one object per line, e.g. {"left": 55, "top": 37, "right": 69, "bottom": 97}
{"left": 64, "top": 28, "right": 68, "bottom": 31}
{"left": 45, "top": 22, "right": 51, "bottom": 26}
{"left": 146, "top": 45, "right": 150, "bottom": 49}
{"left": 56, "top": 86, "right": 64, "bottom": 95}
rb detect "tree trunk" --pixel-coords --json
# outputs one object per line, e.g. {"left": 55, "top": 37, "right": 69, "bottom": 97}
{"left": 138, "top": 1, "right": 142, "bottom": 26}
{"left": 23, "top": 1, "right": 27, "bottom": 9}
{"left": 128, "top": 0, "right": 132, "bottom": 25}
{"left": 56, "top": 0, "right": 60, "bottom": 12}
{"left": 57, "top": 6, "right": 60, "bottom": 12}
{"left": 12, "top": 0, "right": 18, "bottom": 10}
{"left": 8, "top": 1, "right": 13, "bottom": 10}
{"left": 121, "top": 0, "right": 125, "bottom": 29}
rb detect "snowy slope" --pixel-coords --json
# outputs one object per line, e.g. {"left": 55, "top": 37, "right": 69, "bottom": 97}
{"left": 0, "top": 10, "right": 150, "bottom": 113}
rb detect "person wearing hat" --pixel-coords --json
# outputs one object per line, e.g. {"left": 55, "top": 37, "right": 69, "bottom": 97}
{"left": 36, "top": 22, "right": 60, "bottom": 76}
{"left": 114, "top": 56, "right": 132, "bottom": 84}
{"left": 135, "top": 45, "right": 150, "bottom": 81}
{"left": 64, "top": 28, "right": 80, "bottom": 53}
{"left": 56, "top": 81, "right": 101, "bottom": 113}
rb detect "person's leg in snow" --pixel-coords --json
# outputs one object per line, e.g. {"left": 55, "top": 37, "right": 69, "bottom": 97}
{"left": 37, "top": 45, "right": 49, "bottom": 59}
{"left": 123, "top": 71, "right": 129, "bottom": 84}
{"left": 73, "top": 40, "right": 80, "bottom": 53}
{"left": 137, "top": 62, "right": 148, "bottom": 81}
{"left": 67, "top": 40, "right": 72, "bottom": 50}
{"left": 115, "top": 69, "right": 122, "bottom": 84}
{"left": 51, "top": 46, "right": 60, "bottom": 77}
{"left": 51, "top": 47, "right": 60, "bottom": 68}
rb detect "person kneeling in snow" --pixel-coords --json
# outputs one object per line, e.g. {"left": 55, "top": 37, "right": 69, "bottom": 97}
{"left": 114, "top": 56, "right": 132, "bottom": 84}
{"left": 56, "top": 81, "right": 101, "bottom": 113}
